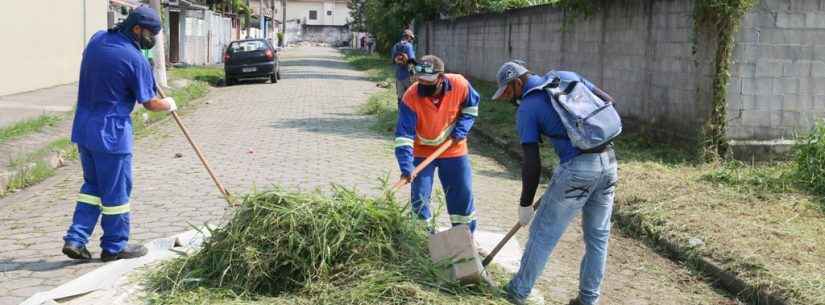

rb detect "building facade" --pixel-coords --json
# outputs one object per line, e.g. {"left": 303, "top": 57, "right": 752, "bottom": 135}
{"left": 0, "top": 1, "right": 108, "bottom": 96}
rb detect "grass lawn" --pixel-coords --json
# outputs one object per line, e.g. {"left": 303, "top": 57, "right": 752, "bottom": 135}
{"left": 343, "top": 50, "right": 825, "bottom": 305}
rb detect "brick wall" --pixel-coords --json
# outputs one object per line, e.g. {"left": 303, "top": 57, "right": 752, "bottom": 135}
{"left": 727, "top": 0, "right": 825, "bottom": 145}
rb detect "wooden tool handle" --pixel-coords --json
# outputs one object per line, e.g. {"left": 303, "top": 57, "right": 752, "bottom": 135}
{"left": 482, "top": 199, "right": 542, "bottom": 267}
{"left": 390, "top": 138, "right": 455, "bottom": 192}
{"left": 156, "top": 85, "right": 235, "bottom": 207}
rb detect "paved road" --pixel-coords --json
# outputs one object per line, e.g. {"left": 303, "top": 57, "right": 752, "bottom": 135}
{"left": 0, "top": 47, "right": 733, "bottom": 305}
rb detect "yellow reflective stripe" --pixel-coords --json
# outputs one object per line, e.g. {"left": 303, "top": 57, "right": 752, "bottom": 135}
{"left": 418, "top": 124, "right": 455, "bottom": 146}
{"left": 77, "top": 194, "right": 101, "bottom": 206}
{"left": 449, "top": 212, "right": 476, "bottom": 224}
{"left": 394, "top": 137, "right": 415, "bottom": 148}
{"left": 461, "top": 106, "right": 479, "bottom": 116}
{"left": 101, "top": 203, "right": 130, "bottom": 215}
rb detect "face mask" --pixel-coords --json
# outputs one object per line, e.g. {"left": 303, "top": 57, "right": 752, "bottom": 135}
{"left": 507, "top": 83, "right": 521, "bottom": 107}
{"left": 510, "top": 97, "right": 521, "bottom": 107}
{"left": 418, "top": 82, "right": 438, "bottom": 97}
{"left": 139, "top": 29, "right": 156, "bottom": 49}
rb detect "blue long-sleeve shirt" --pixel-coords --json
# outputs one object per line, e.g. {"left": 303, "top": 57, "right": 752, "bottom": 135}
{"left": 391, "top": 40, "right": 415, "bottom": 81}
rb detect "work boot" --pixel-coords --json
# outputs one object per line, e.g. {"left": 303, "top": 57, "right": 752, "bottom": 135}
{"left": 568, "top": 298, "right": 584, "bottom": 305}
{"left": 62, "top": 242, "right": 92, "bottom": 260}
{"left": 100, "top": 244, "right": 148, "bottom": 262}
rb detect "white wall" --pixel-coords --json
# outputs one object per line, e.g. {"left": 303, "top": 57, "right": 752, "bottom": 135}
{"left": 0, "top": 1, "right": 108, "bottom": 96}
{"left": 280, "top": 0, "right": 350, "bottom": 26}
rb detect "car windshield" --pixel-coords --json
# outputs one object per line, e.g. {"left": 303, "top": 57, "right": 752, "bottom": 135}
{"left": 229, "top": 41, "right": 268, "bottom": 53}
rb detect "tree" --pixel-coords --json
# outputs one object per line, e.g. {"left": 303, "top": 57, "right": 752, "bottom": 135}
{"left": 352, "top": 0, "right": 560, "bottom": 53}
{"left": 348, "top": 0, "right": 368, "bottom": 32}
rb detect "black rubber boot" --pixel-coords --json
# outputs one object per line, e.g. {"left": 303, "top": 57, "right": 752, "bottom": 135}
{"left": 100, "top": 244, "right": 148, "bottom": 262}
{"left": 62, "top": 242, "right": 92, "bottom": 260}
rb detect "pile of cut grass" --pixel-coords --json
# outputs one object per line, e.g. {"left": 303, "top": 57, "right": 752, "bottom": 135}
{"left": 146, "top": 187, "right": 510, "bottom": 305}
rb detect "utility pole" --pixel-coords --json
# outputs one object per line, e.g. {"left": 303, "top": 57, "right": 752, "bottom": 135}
{"left": 246, "top": 0, "right": 251, "bottom": 38}
{"left": 260, "top": 0, "right": 265, "bottom": 38}
{"left": 149, "top": 0, "right": 168, "bottom": 88}
{"left": 276, "top": 0, "right": 279, "bottom": 47}
{"left": 282, "top": 0, "right": 287, "bottom": 44}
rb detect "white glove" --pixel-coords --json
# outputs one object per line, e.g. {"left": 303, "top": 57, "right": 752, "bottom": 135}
{"left": 162, "top": 97, "right": 177, "bottom": 112}
{"left": 518, "top": 205, "right": 534, "bottom": 226}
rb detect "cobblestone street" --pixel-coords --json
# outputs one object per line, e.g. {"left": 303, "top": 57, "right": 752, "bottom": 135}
{"left": 0, "top": 47, "right": 732, "bottom": 305}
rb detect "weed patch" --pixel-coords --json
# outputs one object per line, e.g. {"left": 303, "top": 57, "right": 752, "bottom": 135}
{"left": 146, "top": 187, "right": 509, "bottom": 305}
{"left": 0, "top": 115, "right": 62, "bottom": 144}
{"left": 169, "top": 66, "right": 225, "bottom": 86}
{"left": 132, "top": 81, "right": 209, "bottom": 134}
{"left": 1, "top": 138, "right": 76, "bottom": 197}
{"left": 793, "top": 121, "right": 825, "bottom": 204}
{"left": 342, "top": 50, "right": 394, "bottom": 83}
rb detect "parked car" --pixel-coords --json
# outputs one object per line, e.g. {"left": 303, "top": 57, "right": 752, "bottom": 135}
{"left": 224, "top": 39, "right": 281, "bottom": 85}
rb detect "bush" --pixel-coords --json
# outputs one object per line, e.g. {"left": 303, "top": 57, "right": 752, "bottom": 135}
{"left": 793, "top": 121, "right": 825, "bottom": 197}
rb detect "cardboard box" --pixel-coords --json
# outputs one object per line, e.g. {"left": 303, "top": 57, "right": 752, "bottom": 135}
{"left": 428, "top": 224, "right": 484, "bottom": 283}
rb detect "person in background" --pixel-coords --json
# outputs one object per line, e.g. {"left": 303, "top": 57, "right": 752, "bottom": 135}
{"left": 391, "top": 29, "right": 416, "bottom": 103}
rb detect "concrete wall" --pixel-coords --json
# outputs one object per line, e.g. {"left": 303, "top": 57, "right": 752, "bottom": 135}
{"left": 302, "top": 25, "right": 351, "bottom": 45}
{"left": 726, "top": 0, "right": 825, "bottom": 147}
{"left": 418, "top": 1, "right": 718, "bottom": 142}
{"left": 0, "top": 1, "right": 108, "bottom": 96}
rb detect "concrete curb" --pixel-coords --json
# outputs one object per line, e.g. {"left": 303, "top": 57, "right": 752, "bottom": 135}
{"left": 470, "top": 126, "right": 791, "bottom": 305}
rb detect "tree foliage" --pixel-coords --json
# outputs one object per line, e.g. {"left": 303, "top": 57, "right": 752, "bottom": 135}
{"left": 203, "top": 0, "right": 252, "bottom": 16}
{"left": 350, "top": 0, "right": 593, "bottom": 53}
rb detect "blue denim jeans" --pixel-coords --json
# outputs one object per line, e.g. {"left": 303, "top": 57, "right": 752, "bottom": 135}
{"left": 507, "top": 150, "right": 618, "bottom": 305}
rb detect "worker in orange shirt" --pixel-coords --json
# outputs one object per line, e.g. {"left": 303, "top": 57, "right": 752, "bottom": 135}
{"left": 394, "top": 55, "right": 480, "bottom": 232}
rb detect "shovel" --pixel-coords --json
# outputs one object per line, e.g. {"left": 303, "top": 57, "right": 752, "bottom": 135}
{"left": 482, "top": 199, "right": 542, "bottom": 267}
{"left": 155, "top": 84, "right": 236, "bottom": 207}
{"left": 389, "top": 138, "right": 455, "bottom": 192}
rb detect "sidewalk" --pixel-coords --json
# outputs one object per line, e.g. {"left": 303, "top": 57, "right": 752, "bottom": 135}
{"left": 0, "top": 84, "right": 76, "bottom": 129}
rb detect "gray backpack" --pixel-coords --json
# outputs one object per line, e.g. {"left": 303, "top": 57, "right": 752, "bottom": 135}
{"left": 543, "top": 71, "right": 622, "bottom": 152}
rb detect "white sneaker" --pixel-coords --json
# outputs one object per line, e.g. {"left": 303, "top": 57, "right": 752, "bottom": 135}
{"left": 507, "top": 289, "right": 546, "bottom": 305}
{"left": 525, "top": 290, "right": 546, "bottom": 305}
{"left": 474, "top": 238, "right": 490, "bottom": 257}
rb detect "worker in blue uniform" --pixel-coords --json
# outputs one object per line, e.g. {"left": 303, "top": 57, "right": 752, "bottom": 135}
{"left": 394, "top": 55, "right": 481, "bottom": 233}
{"left": 62, "top": 5, "right": 178, "bottom": 262}
{"left": 391, "top": 30, "right": 416, "bottom": 102}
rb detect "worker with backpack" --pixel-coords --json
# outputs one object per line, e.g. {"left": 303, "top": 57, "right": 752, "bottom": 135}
{"left": 491, "top": 60, "right": 621, "bottom": 305}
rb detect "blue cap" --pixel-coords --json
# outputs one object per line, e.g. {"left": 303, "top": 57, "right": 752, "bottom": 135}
{"left": 492, "top": 60, "right": 529, "bottom": 100}
{"left": 118, "top": 5, "right": 162, "bottom": 35}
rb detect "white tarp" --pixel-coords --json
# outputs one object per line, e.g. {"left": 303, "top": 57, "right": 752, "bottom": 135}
{"left": 21, "top": 229, "right": 211, "bottom": 305}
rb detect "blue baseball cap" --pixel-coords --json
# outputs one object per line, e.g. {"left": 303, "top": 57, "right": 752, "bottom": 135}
{"left": 492, "top": 60, "right": 529, "bottom": 100}
{"left": 118, "top": 5, "right": 162, "bottom": 35}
